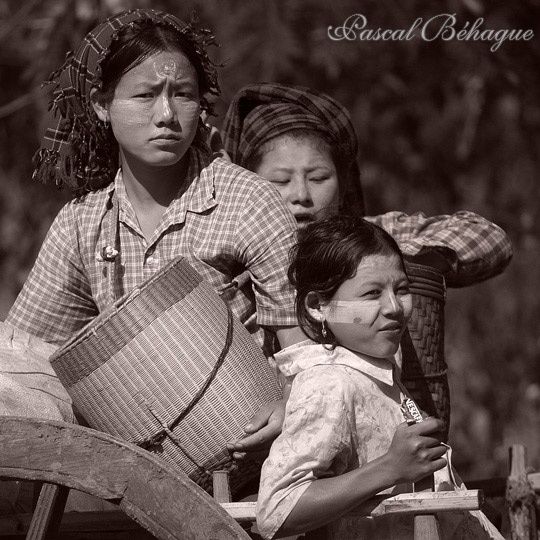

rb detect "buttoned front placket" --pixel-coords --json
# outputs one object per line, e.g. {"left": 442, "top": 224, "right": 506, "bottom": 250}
{"left": 111, "top": 150, "right": 218, "bottom": 299}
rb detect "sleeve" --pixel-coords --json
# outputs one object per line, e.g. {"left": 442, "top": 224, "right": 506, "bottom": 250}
{"left": 6, "top": 203, "right": 98, "bottom": 345}
{"left": 365, "top": 211, "right": 513, "bottom": 287}
{"left": 256, "top": 369, "right": 352, "bottom": 539}
{"left": 235, "top": 181, "right": 298, "bottom": 328}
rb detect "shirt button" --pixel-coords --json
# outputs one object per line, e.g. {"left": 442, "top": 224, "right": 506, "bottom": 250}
{"left": 146, "top": 256, "right": 158, "bottom": 265}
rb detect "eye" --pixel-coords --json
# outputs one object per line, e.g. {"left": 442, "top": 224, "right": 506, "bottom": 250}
{"left": 362, "top": 289, "right": 381, "bottom": 298}
{"left": 308, "top": 176, "right": 330, "bottom": 183}
{"left": 269, "top": 178, "right": 290, "bottom": 185}
{"left": 396, "top": 283, "right": 411, "bottom": 296}
{"left": 134, "top": 92, "right": 153, "bottom": 99}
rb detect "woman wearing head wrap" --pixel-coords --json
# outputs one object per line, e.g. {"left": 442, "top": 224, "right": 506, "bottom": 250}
{"left": 222, "top": 83, "right": 512, "bottom": 287}
{"left": 4, "top": 11, "right": 304, "bottom": 441}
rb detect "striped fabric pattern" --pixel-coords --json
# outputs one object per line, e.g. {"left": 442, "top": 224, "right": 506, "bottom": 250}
{"left": 222, "top": 82, "right": 364, "bottom": 214}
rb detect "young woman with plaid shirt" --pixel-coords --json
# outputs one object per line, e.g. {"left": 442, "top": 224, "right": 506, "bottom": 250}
{"left": 3, "top": 10, "right": 304, "bottom": 449}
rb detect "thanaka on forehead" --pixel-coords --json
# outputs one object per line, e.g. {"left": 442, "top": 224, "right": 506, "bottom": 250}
{"left": 153, "top": 58, "right": 183, "bottom": 78}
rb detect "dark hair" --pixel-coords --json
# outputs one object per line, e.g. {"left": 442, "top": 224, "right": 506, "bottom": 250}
{"left": 288, "top": 215, "right": 405, "bottom": 347}
{"left": 97, "top": 23, "right": 215, "bottom": 109}
{"left": 90, "top": 22, "right": 218, "bottom": 176}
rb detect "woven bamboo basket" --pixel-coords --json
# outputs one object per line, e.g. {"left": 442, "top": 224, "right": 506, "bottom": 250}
{"left": 400, "top": 261, "right": 451, "bottom": 441}
{"left": 50, "top": 257, "right": 282, "bottom": 495}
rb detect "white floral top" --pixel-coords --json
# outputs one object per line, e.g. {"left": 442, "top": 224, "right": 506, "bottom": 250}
{"left": 256, "top": 340, "right": 503, "bottom": 540}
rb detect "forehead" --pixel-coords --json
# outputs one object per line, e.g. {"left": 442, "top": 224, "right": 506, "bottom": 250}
{"left": 340, "top": 253, "right": 406, "bottom": 290}
{"left": 259, "top": 134, "right": 334, "bottom": 167}
{"left": 118, "top": 50, "right": 198, "bottom": 86}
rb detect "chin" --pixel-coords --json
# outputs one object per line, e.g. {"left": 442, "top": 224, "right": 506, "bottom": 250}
{"left": 148, "top": 151, "right": 188, "bottom": 167}
{"left": 348, "top": 341, "right": 400, "bottom": 359}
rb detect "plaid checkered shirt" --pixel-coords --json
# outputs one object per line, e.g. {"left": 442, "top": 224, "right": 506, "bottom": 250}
{"left": 7, "top": 151, "right": 298, "bottom": 346}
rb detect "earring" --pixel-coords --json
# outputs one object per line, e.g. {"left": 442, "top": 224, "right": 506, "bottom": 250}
{"left": 321, "top": 319, "right": 328, "bottom": 339}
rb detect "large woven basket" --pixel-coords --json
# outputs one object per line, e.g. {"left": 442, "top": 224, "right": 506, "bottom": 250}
{"left": 400, "top": 261, "right": 450, "bottom": 441}
{"left": 50, "top": 257, "right": 282, "bottom": 494}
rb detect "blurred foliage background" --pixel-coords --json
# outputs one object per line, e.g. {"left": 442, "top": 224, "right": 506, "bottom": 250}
{"left": 0, "top": 0, "right": 538, "bottom": 480}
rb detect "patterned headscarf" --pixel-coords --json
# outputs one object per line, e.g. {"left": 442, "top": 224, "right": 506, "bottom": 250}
{"left": 222, "top": 83, "right": 364, "bottom": 215}
{"left": 33, "top": 8, "right": 219, "bottom": 194}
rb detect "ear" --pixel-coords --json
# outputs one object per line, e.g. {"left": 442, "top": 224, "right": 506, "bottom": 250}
{"left": 305, "top": 291, "right": 326, "bottom": 322}
{"left": 90, "top": 88, "right": 109, "bottom": 123}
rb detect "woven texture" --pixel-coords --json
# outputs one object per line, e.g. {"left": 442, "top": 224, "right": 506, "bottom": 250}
{"left": 401, "top": 261, "right": 450, "bottom": 441}
{"left": 50, "top": 257, "right": 282, "bottom": 494}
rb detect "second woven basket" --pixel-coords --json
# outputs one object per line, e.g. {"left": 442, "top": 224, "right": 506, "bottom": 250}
{"left": 400, "top": 261, "right": 451, "bottom": 441}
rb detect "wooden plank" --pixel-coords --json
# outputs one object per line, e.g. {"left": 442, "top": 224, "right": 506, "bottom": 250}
{"left": 413, "top": 475, "right": 441, "bottom": 540}
{"left": 529, "top": 472, "right": 540, "bottom": 492}
{"left": 414, "top": 515, "right": 441, "bottom": 539}
{"left": 507, "top": 445, "right": 537, "bottom": 540}
{"left": 212, "top": 471, "right": 231, "bottom": 504}
{"left": 26, "top": 483, "right": 69, "bottom": 540}
{"left": 222, "top": 490, "right": 484, "bottom": 522}
{"left": 0, "top": 416, "right": 250, "bottom": 540}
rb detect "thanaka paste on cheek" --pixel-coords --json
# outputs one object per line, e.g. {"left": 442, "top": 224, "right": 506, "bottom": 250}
{"left": 109, "top": 99, "right": 150, "bottom": 126}
{"left": 321, "top": 300, "right": 380, "bottom": 325}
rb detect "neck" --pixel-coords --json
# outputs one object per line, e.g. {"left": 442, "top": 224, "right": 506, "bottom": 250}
{"left": 119, "top": 150, "right": 191, "bottom": 208}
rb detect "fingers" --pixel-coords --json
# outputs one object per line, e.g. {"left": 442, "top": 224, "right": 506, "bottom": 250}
{"left": 416, "top": 435, "right": 444, "bottom": 448}
{"left": 242, "top": 401, "right": 278, "bottom": 434}
{"left": 419, "top": 443, "right": 448, "bottom": 462}
{"left": 228, "top": 449, "right": 269, "bottom": 462}
{"left": 405, "top": 417, "right": 445, "bottom": 437}
{"left": 228, "top": 422, "right": 280, "bottom": 453}
{"left": 430, "top": 456, "right": 448, "bottom": 472}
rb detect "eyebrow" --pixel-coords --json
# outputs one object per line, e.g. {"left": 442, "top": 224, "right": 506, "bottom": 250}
{"left": 132, "top": 79, "right": 196, "bottom": 89}
{"left": 359, "top": 277, "right": 409, "bottom": 288}
{"left": 268, "top": 165, "right": 332, "bottom": 173}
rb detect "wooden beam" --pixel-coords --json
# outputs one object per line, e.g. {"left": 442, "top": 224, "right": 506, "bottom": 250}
{"left": 413, "top": 475, "right": 441, "bottom": 540}
{"left": 26, "top": 483, "right": 69, "bottom": 540}
{"left": 222, "top": 490, "right": 484, "bottom": 522}
{"left": 507, "top": 445, "right": 537, "bottom": 540}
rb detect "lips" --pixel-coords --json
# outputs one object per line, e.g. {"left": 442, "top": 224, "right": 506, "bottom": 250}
{"left": 151, "top": 133, "right": 181, "bottom": 141}
{"left": 294, "top": 214, "right": 314, "bottom": 225}
{"left": 379, "top": 322, "right": 403, "bottom": 332}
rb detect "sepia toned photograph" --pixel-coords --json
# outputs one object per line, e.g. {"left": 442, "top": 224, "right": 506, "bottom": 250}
{"left": 0, "top": 1, "right": 538, "bottom": 538}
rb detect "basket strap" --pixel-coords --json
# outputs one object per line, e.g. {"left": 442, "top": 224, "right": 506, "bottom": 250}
{"left": 138, "top": 304, "right": 235, "bottom": 475}
{"left": 169, "top": 304, "right": 235, "bottom": 432}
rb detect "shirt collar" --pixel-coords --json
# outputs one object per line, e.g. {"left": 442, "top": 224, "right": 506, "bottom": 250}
{"left": 274, "top": 340, "right": 396, "bottom": 386}
{"left": 160, "top": 148, "right": 217, "bottom": 229}
{"left": 110, "top": 148, "right": 218, "bottom": 239}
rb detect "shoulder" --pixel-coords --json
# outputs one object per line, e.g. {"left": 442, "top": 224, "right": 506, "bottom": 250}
{"left": 59, "top": 187, "right": 110, "bottom": 219}
{"left": 45, "top": 187, "right": 110, "bottom": 243}
{"left": 290, "top": 365, "right": 356, "bottom": 410}
{"left": 210, "top": 157, "right": 284, "bottom": 200}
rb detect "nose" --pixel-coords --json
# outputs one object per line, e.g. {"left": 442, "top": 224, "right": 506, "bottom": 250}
{"left": 381, "top": 290, "right": 403, "bottom": 317}
{"left": 290, "top": 177, "right": 312, "bottom": 205}
{"left": 154, "top": 93, "right": 176, "bottom": 125}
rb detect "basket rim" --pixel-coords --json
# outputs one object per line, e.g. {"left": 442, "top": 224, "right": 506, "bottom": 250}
{"left": 50, "top": 256, "right": 195, "bottom": 363}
